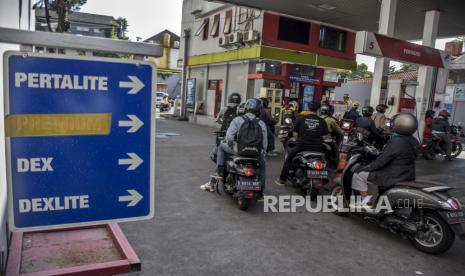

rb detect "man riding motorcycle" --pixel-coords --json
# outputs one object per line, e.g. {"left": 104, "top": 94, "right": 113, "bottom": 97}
{"left": 372, "top": 104, "right": 388, "bottom": 129}
{"left": 355, "top": 106, "right": 384, "bottom": 146}
{"left": 431, "top": 110, "right": 452, "bottom": 160}
{"left": 351, "top": 113, "right": 419, "bottom": 208}
{"left": 275, "top": 101, "right": 329, "bottom": 186}
{"left": 201, "top": 98, "right": 268, "bottom": 194}
{"left": 216, "top": 93, "right": 242, "bottom": 132}
{"left": 320, "top": 104, "right": 344, "bottom": 168}
{"left": 344, "top": 102, "right": 361, "bottom": 121}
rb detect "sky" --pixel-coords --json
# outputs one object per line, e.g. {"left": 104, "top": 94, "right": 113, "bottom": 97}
{"left": 80, "top": 0, "right": 459, "bottom": 71}
{"left": 80, "top": 0, "right": 183, "bottom": 41}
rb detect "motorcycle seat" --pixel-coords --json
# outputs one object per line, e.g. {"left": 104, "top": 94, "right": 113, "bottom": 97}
{"left": 296, "top": 151, "right": 326, "bottom": 159}
{"left": 231, "top": 156, "right": 259, "bottom": 163}
{"left": 394, "top": 180, "right": 453, "bottom": 192}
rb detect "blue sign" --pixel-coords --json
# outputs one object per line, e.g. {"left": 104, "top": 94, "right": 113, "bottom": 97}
{"left": 4, "top": 52, "right": 155, "bottom": 231}
{"left": 302, "top": 85, "right": 315, "bottom": 111}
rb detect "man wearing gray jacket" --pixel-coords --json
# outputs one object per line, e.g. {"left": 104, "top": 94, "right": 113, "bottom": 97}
{"left": 201, "top": 98, "right": 268, "bottom": 193}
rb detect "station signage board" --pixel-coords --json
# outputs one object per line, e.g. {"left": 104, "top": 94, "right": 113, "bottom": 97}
{"left": 4, "top": 52, "right": 155, "bottom": 231}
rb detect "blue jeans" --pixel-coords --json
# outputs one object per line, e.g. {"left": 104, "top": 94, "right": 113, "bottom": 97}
{"left": 216, "top": 142, "right": 266, "bottom": 190}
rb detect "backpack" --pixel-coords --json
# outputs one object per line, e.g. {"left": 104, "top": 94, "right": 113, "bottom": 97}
{"left": 220, "top": 106, "right": 238, "bottom": 131}
{"left": 237, "top": 116, "right": 263, "bottom": 157}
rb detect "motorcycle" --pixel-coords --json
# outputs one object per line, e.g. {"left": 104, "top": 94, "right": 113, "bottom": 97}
{"left": 330, "top": 133, "right": 465, "bottom": 254}
{"left": 422, "top": 124, "right": 463, "bottom": 160}
{"left": 210, "top": 131, "right": 262, "bottom": 211}
{"left": 286, "top": 139, "right": 330, "bottom": 200}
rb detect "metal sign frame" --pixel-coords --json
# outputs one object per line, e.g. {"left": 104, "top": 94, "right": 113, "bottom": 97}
{"left": 4, "top": 51, "right": 156, "bottom": 231}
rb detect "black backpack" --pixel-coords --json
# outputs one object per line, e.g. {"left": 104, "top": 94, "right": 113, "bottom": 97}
{"left": 220, "top": 106, "right": 238, "bottom": 131}
{"left": 237, "top": 116, "right": 263, "bottom": 157}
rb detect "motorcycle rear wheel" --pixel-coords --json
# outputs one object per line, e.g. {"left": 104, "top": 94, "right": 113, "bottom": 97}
{"left": 451, "top": 143, "right": 463, "bottom": 158}
{"left": 411, "top": 211, "right": 455, "bottom": 254}
{"left": 237, "top": 197, "right": 251, "bottom": 211}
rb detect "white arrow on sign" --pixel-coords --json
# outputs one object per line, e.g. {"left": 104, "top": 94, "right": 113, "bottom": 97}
{"left": 119, "top": 76, "right": 144, "bottom": 95}
{"left": 119, "top": 190, "right": 143, "bottom": 207}
{"left": 118, "top": 153, "right": 143, "bottom": 171}
{"left": 118, "top": 115, "right": 144, "bottom": 133}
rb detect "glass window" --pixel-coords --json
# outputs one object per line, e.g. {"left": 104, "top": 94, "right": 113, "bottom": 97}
{"left": 224, "top": 10, "right": 233, "bottom": 34}
{"left": 319, "top": 26, "right": 347, "bottom": 52}
{"left": 211, "top": 14, "right": 220, "bottom": 37}
{"left": 195, "top": 18, "right": 209, "bottom": 40}
{"left": 277, "top": 16, "right": 310, "bottom": 44}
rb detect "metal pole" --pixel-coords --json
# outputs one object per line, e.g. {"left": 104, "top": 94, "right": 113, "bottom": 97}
{"left": 179, "top": 29, "right": 191, "bottom": 121}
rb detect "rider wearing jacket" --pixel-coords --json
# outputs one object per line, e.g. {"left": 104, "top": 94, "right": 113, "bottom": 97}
{"left": 355, "top": 106, "right": 384, "bottom": 146}
{"left": 216, "top": 93, "right": 242, "bottom": 132}
{"left": 432, "top": 110, "right": 452, "bottom": 160}
{"left": 372, "top": 104, "right": 388, "bottom": 129}
{"left": 320, "top": 104, "right": 343, "bottom": 168}
{"left": 351, "top": 113, "right": 419, "bottom": 207}
{"left": 201, "top": 98, "right": 268, "bottom": 193}
{"left": 344, "top": 102, "right": 361, "bottom": 121}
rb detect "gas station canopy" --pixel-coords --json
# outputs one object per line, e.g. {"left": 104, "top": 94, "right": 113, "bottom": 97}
{"left": 216, "top": 0, "right": 465, "bottom": 40}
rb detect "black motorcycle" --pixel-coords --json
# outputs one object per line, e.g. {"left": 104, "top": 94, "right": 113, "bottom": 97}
{"left": 286, "top": 139, "right": 330, "bottom": 200}
{"left": 422, "top": 124, "right": 463, "bottom": 160}
{"left": 211, "top": 131, "right": 262, "bottom": 211}
{"left": 330, "top": 134, "right": 465, "bottom": 254}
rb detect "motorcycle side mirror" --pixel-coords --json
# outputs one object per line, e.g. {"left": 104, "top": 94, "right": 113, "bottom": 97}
{"left": 284, "top": 118, "right": 292, "bottom": 124}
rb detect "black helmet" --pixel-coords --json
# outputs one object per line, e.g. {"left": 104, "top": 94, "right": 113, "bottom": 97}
{"left": 392, "top": 113, "right": 418, "bottom": 136}
{"left": 260, "top": 97, "right": 270, "bottom": 109}
{"left": 376, "top": 104, "right": 388, "bottom": 113}
{"left": 228, "top": 93, "right": 242, "bottom": 106}
{"left": 362, "top": 106, "right": 374, "bottom": 117}
{"left": 244, "top": 98, "right": 263, "bottom": 117}
{"left": 320, "top": 105, "right": 335, "bottom": 116}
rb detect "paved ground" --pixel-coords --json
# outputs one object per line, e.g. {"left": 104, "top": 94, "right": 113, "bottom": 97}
{"left": 121, "top": 117, "right": 465, "bottom": 276}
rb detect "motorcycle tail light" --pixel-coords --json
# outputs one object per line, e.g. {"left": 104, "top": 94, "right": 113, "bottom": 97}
{"left": 243, "top": 167, "right": 255, "bottom": 177}
{"left": 447, "top": 198, "right": 462, "bottom": 210}
{"left": 244, "top": 191, "right": 255, "bottom": 198}
{"left": 312, "top": 160, "right": 325, "bottom": 170}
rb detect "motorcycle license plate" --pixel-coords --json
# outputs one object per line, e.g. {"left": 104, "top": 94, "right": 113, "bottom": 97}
{"left": 446, "top": 211, "right": 465, "bottom": 222}
{"left": 307, "top": 170, "right": 329, "bottom": 179}
{"left": 237, "top": 177, "right": 261, "bottom": 191}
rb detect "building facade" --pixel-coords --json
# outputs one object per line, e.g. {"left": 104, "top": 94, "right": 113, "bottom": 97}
{"left": 35, "top": 8, "right": 115, "bottom": 38}
{"left": 180, "top": 0, "right": 357, "bottom": 120}
{"left": 145, "top": 30, "right": 182, "bottom": 98}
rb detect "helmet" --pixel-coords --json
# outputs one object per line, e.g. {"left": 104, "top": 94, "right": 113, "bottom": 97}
{"left": 237, "top": 102, "right": 246, "bottom": 116}
{"left": 244, "top": 98, "right": 263, "bottom": 117}
{"left": 288, "top": 101, "right": 298, "bottom": 112}
{"left": 320, "top": 105, "right": 335, "bottom": 116}
{"left": 352, "top": 101, "right": 360, "bottom": 109}
{"left": 439, "top": 110, "right": 450, "bottom": 118}
{"left": 376, "top": 104, "right": 388, "bottom": 113}
{"left": 228, "top": 93, "right": 242, "bottom": 106}
{"left": 260, "top": 97, "right": 270, "bottom": 109}
{"left": 425, "top": 110, "right": 436, "bottom": 119}
{"left": 362, "top": 106, "right": 374, "bottom": 117}
{"left": 392, "top": 113, "right": 418, "bottom": 136}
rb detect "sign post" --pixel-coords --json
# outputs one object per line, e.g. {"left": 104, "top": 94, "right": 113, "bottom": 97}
{"left": 4, "top": 52, "right": 155, "bottom": 231}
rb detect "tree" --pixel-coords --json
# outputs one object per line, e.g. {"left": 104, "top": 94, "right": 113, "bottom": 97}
{"left": 399, "top": 63, "right": 418, "bottom": 72}
{"left": 348, "top": 63, "right": 373, "bottom": 79}
{"left": 112, "top": 17, "right": 129, "bottom": 40}
{"left": 389, "top": 65, "right": 397, "bottom": 74}
{"left": 34, "top": 0, "right": 87, "bottom": 33}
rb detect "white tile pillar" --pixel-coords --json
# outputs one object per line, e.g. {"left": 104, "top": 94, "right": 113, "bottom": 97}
{"left": 370, "top": 0, "right": 397, "bottom": 107}
{"left": 416, "top": 10, "right": 440, "bottom": 137}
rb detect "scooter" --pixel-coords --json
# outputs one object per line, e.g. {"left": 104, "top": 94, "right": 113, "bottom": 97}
{"left": 330, "top": 133, "right": 465, "bottom": 254}
{"left": 286, "top": 139, "right": 330, "bottom": 200}
{"left": 210, "top": 131, "right": 262, "bottom": 211}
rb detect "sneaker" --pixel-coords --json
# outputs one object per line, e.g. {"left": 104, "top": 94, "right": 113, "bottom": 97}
{"left": 200, "top": 181, "right": 215, "bottom": 192}
{"left": 275, "top": 179, "right": 286, "bottom": 186}
{"left": 349, "top": 196, "right": 372, "bottom": 210}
